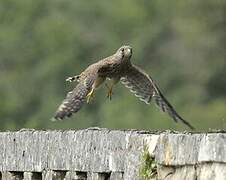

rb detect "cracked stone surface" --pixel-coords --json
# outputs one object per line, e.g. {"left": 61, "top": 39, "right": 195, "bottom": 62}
{"left": 0, "top": 129, "right": 226, "bottom": 179}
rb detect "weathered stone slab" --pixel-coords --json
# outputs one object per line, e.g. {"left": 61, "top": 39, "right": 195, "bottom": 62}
{"left": 1, "top": 129, "right": 226, "bottom": 179}
{"left": 155, "top": 133, "right": 226, "bottom": 166}
{"left": 198, "top": 134, "right": 226, "bottom": 163}
{"left": 155, "top": 133, "right": 202, "bottom": 165}
{"left": 196, "top": 163, "right": 226, "bottom": 180}
{"left": 2, "top": 130, "right": 49, "bottom": 172}
{"left": 0, "top": 129, "right": 153, "bottom": 179}
{"left": 157, "top": 165, "right": 196, "bottom": 180}
{"left": 110, "top": 172, "right": 124, "bottom": 180}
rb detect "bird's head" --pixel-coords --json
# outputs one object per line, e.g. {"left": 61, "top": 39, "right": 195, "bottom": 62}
{"left": 116, "top": 45, "right": 132, "bottom": 60}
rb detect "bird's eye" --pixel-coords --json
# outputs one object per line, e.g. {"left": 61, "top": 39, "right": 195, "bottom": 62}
{"left": 121, "top": 48, "right": 124, "bottom": 53}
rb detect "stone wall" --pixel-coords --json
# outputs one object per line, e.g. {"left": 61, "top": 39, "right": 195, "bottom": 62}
{"left": 0, "top": 128, "right": 225, "bottom": 180}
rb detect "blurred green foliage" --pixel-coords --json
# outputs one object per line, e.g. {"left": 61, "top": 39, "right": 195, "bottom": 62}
{"left": 1, "top": 0, "right": 226, "bottom": 131}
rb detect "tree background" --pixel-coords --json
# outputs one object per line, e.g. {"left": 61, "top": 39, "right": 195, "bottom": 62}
{"left": 1, "top": 0, "right": 226, "bottom": 131}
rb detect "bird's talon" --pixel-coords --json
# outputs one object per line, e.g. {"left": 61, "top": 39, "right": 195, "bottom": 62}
{"left": 106, "top": 85, "right": 113, "bottom": 100}
{"left": 86, "top": 89, "right": 94, "bottom": 103}
{"left": 107, "top": 91, "right": 113, "bottom": 100}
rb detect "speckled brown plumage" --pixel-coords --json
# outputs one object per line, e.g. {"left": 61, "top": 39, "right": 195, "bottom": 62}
{"left": 54, "top": 45, "right": 194, "bottom": 130}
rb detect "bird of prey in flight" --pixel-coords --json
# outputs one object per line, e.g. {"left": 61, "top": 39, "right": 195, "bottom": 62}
{"left": 53, "top": 45, "right": 194, "bottom": 130}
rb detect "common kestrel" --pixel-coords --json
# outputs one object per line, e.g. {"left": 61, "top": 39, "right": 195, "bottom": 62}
{"left": 53, "top": 45, "right": 194, "bottom": 130}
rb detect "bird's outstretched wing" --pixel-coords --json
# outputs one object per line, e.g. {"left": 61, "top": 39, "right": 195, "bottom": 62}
{"left": 53, "top": 72, "right": 97, "bottom": 120}
{"left": 121, "top": 65, "right": 155, "bottom": 104}
{"left": 121, "top": 65, "right": 194, "bottom": 130}
{"left": 53, "top": 62, "right": 112, "bottom": 120}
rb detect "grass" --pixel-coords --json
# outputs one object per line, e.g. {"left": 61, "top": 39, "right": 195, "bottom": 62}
{"left": 139, "top": 145, "right": 157, "bottom": 180}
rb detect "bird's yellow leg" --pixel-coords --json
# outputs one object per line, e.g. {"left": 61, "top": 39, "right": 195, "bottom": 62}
{"left": 105, "top": 77, "right": 120, "bottom": 100}
{"left": 86, "top": 88, "right": 95, "bottom": 103}
{"left": 86, "top": 77, "right": 106, "bottom": 103}
{"left": 105, "top": 83, "right": 113, "bottom": 100}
